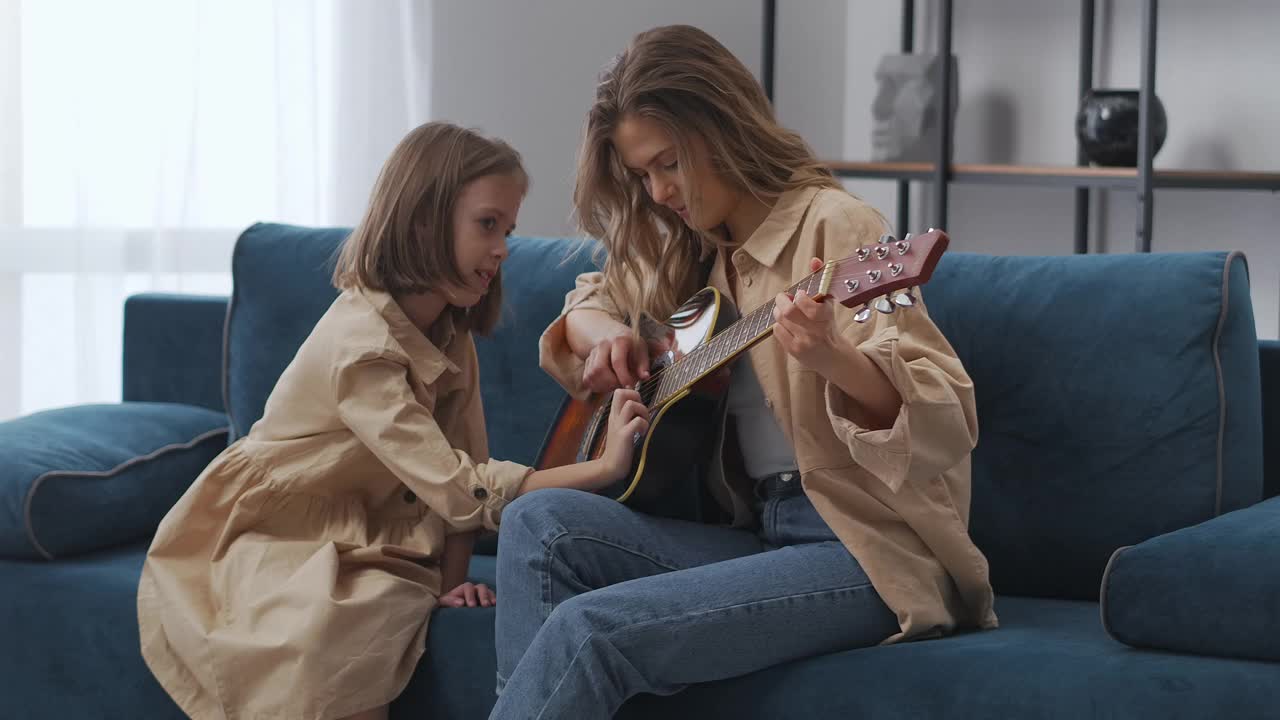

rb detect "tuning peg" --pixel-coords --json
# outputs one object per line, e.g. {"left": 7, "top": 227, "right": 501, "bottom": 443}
{"left": 854, "top": 305, "right": 873, "bottom": 323}
{"left": 877, "top": 233, "right": 893, "bottom": 244}
{"left": 895, "top": 239, "right": 911, "bottom": 255}
{"left": 902, "top": 232, "right": 914, "bottom": 241}
{"left": 893, "top": 289, "right": 917, "bottom": 307}
{"left": 856, "top": 246, "right": 871, "bottom": 261}
{"left": 875, "top": 245, "right": 891, "bottom": 260}
{"left": 874, "top": 296, "right": 895, "bottom": 314}
{"left": 927, "top": 227, "right": 936, "bottom": 233}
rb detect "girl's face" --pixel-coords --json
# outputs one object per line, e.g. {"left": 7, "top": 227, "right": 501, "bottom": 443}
{"left": 613, "top": 114, "right": 738, "bottom": 234}
{"left": 442, "top": 172, "right": 523, "bottom": 309}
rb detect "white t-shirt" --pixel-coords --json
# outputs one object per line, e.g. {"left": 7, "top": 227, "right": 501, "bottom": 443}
{"left": 726, "top": 354, "right": 798, "bottom": 479}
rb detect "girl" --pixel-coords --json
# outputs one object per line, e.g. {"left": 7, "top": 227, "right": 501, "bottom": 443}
{"left": 492, "top": 25, "right": 998, "bottom": 718}
{"left": 136, "top": 122, "right": 649, "bottom": 720}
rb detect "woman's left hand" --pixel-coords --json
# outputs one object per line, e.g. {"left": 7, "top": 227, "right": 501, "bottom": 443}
{"left": 439, "top": 582, "right": 495, "bottom": 608}
{"left": 773, "top": 257, "right": 850, "bottom": 376}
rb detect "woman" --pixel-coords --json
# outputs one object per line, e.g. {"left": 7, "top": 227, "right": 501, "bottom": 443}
{"left": 491, "top": 25, "right": 997, "bottom": 719}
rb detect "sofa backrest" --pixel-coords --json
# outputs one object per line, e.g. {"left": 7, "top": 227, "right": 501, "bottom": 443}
{"left": 223, "top": 222, "right": 597, "bottom": 467}
{"left": 922, "top": 251, "right": 1262, "bottom": 600}
{"left": 224, "top": 225, "right": 1264, "bottom": 602}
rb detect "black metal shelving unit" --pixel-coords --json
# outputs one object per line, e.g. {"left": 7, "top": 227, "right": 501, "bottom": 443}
{"left": 763, "top": 0, "right": 1280, "bottom": 253}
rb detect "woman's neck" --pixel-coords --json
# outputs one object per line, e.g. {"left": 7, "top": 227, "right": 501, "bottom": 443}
{"left": 395, "top": 291, "right": 449, "bottom": 336}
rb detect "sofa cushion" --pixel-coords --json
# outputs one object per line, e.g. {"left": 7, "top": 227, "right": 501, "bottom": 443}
{"left": 224, "top": 223, "right": 597, "bottom": 466}
{"left": 0, "top": 545, "right": 500, "bottom": 720}
{"left": 619, "top": 596, "right": 1280, "bottom": 719}
{"left": 1101, "top": 495, "right": 1280, "bottom": 662}
{"left": 921, "top": 251, "right": 1262, "bottom": 600}
{"left": 0, "top": 403, "right": 228, "bottom": 560}
{"left": 9, "top": 547, "right": 1278, "bottom": 720}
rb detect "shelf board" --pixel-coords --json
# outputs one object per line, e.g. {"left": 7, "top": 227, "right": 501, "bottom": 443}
{"left": 827, "top": 161, "right": 1280, "bottom": 191}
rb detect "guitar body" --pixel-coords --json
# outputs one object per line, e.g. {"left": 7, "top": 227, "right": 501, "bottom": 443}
{"left": 535, "top": 287, "right": 737, "bottom": 521}
{"left": 535, "top": 229, "right": 951, "bottom": 520}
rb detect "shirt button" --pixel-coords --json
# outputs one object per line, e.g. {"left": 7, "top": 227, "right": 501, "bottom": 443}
{"left": 764, "top": 398, "right": 772, "bottom": 408}
{"left": 472, "top": 487, "right": 489, "bottom": 501}
{"left": 403, "top": 489, "right": 416, "bottom": 503}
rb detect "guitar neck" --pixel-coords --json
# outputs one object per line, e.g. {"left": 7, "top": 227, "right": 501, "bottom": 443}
{"left": 650, "top": 269, "right": 824, "bottom": 405}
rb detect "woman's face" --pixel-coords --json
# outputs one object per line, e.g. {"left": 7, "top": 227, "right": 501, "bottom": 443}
{"left": 612, "top": 114, "right": 738, "bottom": 233}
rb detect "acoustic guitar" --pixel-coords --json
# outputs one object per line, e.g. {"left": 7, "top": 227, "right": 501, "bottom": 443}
{"left": 534, "top": 229, "right": 949, "bottom": 519}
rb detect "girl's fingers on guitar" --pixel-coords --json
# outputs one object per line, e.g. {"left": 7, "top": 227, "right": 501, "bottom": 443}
{"left": 623, "top": 399, "right": 648, "bottom": 422}
{"left": 809, "top": 256, "right": 824, "bottom": 272}
{"left": 612, "top": 389, "right": 642, "bottom": 418}
{"left": 624, "top": 415, "right": 649, "bottom": 437}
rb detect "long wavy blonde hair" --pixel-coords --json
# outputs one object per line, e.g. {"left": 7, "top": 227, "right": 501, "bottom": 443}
{"left": 574, "top": 24, "right": 842, "bottom": 327}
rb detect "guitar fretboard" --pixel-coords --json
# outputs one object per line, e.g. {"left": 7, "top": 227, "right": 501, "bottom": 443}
{"left": 649, "top": 269, "right": 824, "bottom": 405}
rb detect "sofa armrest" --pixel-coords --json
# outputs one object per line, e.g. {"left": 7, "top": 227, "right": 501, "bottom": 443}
{"left": 123, "top": 293, "right": 228, "bottom": 413}
{"left": 1101, "top": 495, "right": 1280, "bottom": 662}
{"left": 1260, "top": 340, "right": 1280, "bottom": 499}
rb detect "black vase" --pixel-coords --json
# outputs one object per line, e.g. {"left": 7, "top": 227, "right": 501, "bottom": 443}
{"left": 1075, "top": 89, "right": 1167, "bottom": 167}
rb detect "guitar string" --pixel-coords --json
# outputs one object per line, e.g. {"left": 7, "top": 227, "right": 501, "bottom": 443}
{"left": 630, "top": 269, "right": 922, "bottom": 402}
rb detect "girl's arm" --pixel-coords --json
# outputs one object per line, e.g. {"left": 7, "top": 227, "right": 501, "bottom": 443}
{"left": 438, "top": 531, "right": 496, "bottom": 608}
{"left": 439, "top": 531, "right": 476, "bottom": 594}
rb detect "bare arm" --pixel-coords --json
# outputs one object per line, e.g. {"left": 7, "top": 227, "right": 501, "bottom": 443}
{"left": 439, "top": 531, "right": 476, "bottom": 594}
{"left": 564, "top": 308, "right": 630, "bottom": 358}
{"left": 518, "top": 388, "right": 650, "bottom": 495}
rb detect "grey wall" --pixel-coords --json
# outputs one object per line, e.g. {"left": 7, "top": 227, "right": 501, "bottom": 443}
{"left": 425, "top": 0, "right": 1278, "bottom": 337}
{"left": 429, "top": 0, "right": 765, "bottom": 238}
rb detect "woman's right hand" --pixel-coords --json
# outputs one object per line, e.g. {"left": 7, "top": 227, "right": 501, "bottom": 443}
{"left": 584, "top": 333, "right": 655, "bottom": 393}
{"left": 603, "top": 389, "right": 650, "bottom": 481}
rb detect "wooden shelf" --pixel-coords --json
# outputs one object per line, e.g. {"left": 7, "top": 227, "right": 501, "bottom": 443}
{"left": 827, "top": 161, "right": 1280, "bottom": 191}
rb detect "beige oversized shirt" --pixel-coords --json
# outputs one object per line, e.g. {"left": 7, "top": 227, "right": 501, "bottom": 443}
{"left": 540, "top": 185, "right": 998, "bottom": 643}
{"left": 138, "top": 287, "right": 530, "bottom": 720}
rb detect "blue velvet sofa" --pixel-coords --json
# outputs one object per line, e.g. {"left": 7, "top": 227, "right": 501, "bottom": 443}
{"left": 3, "top": 222, "right": 1278, "bottom": 719}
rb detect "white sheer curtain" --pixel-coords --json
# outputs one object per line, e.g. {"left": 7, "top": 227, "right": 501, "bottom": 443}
{"left": 0, "top": 0, "right": 431, "bottom": 421}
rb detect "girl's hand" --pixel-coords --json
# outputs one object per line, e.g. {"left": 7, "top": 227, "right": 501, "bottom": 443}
{"left": 603, "top": 389, "right": 650, "bottom": 481}
{"left": 772, "top": 257, "right": 850, "bottom": 377}
{"left": 439, "top": 582, "right": 495, "bottom": 609}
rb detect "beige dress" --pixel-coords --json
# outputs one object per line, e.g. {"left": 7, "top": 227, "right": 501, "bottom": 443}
{"left": 137, "top": 287, "right": 531, "bottom": 720}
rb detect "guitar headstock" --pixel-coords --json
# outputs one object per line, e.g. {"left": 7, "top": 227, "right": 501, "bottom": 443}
{"left": 816, "top": 229, "right": 949, "bottom": 322}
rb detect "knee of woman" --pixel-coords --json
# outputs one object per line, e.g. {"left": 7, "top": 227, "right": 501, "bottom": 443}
{"left": 499, "top": 487, "right": 598, "bottom": 544}
{"left": 544, "top": 591, "right": 617, "bottom": 638}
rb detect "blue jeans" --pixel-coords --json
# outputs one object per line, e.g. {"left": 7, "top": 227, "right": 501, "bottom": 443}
{"left": 490, "top": 477, "right": 899, "bottom": 719}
